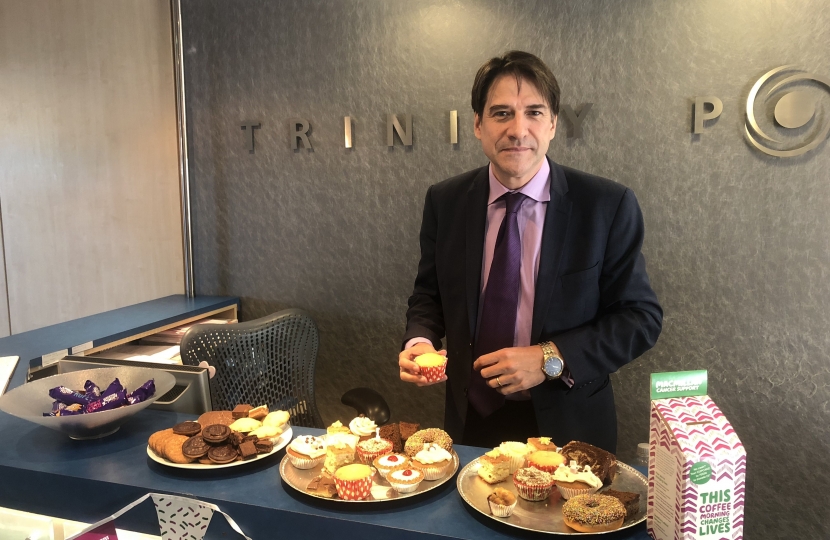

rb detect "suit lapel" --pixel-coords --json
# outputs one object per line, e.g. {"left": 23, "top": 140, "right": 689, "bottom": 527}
{"left": 531, "top": 159, "right": 571, "bottom": 343}
{"left": 465, "top": 167, "right": 490, "bottom": 339}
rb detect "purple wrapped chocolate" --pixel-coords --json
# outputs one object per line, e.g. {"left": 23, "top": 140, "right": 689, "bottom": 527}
{"left": 84, "top": 389, "right": 127, "bottom": 414}
{"left": 83, "top": 380, "right": 101, "bottom": 398}
{"left": 100, "top": 378, "right": 124, "bottom": 398}
{"left": 48, "top": 385, "right": 92, "bottom": 406}
{"left": 43, "top": 401, "right": 68, "bottom": 417}
{"left": 126, "top": 379, "right": 155, "bottom": 405}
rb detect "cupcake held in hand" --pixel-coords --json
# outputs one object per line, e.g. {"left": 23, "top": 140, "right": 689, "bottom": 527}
{"left": 413, "top": 352, "right": 447, "bottom": 383}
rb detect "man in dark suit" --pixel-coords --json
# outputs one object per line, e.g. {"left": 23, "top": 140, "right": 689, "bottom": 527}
{"left": 399, "top": 51, "right": 662, "bottom": 452}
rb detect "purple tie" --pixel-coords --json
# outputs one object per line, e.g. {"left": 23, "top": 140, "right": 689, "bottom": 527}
{"left": 469, "top": 191, "right": 526, "bottom": 417}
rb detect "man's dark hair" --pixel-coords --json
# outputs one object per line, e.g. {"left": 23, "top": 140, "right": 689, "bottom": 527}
{"left": 471, "top": 51, "right": 560, "bottom": 117}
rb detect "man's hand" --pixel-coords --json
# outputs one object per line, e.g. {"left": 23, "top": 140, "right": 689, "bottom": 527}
{"left": 473, "top": 345, "right": 549, "bottom": 394}
{"left": 399, "top": 342, "right": 448, "bottom": 386}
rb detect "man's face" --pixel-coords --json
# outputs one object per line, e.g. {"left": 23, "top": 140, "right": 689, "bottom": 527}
{"left": 474, "top": 74, "right": 557, "bottom": 190}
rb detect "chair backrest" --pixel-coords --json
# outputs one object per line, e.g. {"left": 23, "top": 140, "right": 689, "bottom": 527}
{"left": 180, "top": 308, "right": 323, "bottom": 428}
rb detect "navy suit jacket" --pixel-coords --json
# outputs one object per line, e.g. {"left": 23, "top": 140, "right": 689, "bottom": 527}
{"left": 403, "top": 158, "right": 662, "bottom": 452}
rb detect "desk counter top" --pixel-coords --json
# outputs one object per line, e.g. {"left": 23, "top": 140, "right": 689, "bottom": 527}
{"left": 0, "top": 296, "right": 649, "bottom": 539}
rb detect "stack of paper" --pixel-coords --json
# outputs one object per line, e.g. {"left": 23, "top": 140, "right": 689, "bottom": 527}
{"left": 0, "top": 356, "right": 19, "bottom": 395}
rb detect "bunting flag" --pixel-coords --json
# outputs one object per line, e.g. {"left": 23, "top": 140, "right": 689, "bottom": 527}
{"left": 67, "top": 493, "right": 251, "bottom": 540}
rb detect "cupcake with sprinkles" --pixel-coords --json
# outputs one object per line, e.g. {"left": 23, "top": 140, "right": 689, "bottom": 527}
{"left": 513, "top": 466, "right": 555, "bottom": 501}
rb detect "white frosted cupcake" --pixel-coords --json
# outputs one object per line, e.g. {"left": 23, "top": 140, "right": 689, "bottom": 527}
{"left": 286, "top": 435, "right": 326, "bottom": 469}
{"left": 349, "top": 415, "right": 377, "bottom": 441}
{"left": 387, "top": 467, "right": 425, "bottom": 493}
{"left": 410, "top": 443, "right": 453, "bottom": 480}
{"left": 552, "top": 460, "right": 602, "bottom": 499}
{"left": 498, "top": 441, "right": 532, "bottom": 473}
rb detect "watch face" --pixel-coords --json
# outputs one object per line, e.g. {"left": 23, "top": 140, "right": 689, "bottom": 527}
{"left": 544, "top": 356, "right": 563, "bottom": 377}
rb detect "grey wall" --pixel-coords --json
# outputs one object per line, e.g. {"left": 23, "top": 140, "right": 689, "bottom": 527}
{"left": 182, "top": 1, "right": 830, "bottom": 536}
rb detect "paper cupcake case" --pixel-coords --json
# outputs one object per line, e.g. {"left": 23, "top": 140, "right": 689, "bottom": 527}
{"left": 334, "top": 476, "right": 373, "bottom": 501}
{"left": 513, "top": 477, "right": 554, "bottom": 501}
{"left": 413, "top": 461, "right": 450, "bottom": 480}
{"left": 356, "top": 445, "right": 392, "bottom": 465}
{"left": 419, "top": 361, "right": 447, "bottom": 383}
{"left": 488, "top": 498, "right": 517, "bottom": 517}
{"left": 288, "top": 453, "right": 325, "bottom": 470}
{"left": 556, "top": 483, "right": 599, "bottom": 500}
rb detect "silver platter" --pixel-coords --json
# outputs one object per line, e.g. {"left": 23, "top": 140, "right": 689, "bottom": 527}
{"left": 457, "top": 460, "right": 647, "bottom": 535}
{"left": 280, "top": 451, "right": 459, "bottom": 502}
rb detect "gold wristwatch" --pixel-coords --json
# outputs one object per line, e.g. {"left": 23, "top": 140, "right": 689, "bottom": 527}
{"left": 539, "top": 341, "right": 564, "bottom": 380}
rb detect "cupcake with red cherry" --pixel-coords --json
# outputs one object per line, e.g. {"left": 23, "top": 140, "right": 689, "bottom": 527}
{"left": 373, "top": 453, "right": 409, "bottom": 479}
{"left": 387, "top": 466, "right": 425, "bottom": 493}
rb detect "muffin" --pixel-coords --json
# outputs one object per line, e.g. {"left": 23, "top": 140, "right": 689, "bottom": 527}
{"left": 411, "top": 443, "right": 453, "bottom": 480}
{"left": 526, "top": 450, "right": 567, "bottom": 473}
{"left": 513, "top": 466, "right": 555, "bottom": 501}
{"left": 413, "top": 352, "right": 447, "bottom": 382}
{"left": 498, "top": 441, "right": 531, "bottom": 473}
{"left": 356, "top": 436, "right": 393, "bottom": 465}
{"left": 333, "top": 463, "right": 374, "bottom": 500}
{"left": 287, "top": 435, "right": 327, "bottom": 469}
{"left": 348, "top": 415, "right": 377, "bottom": 441}
{"left": 552, "top": 460, "right": 602, "bottom": 499}
{"left": 373, "top": 453, "right": 409, "bottom": 479}
{"left": 387, "top": 467, "right": 425, "bottom": 493}
{"left": 527, "top": 436, "right": 558, "bottom": 453}
{"left": 488, "top": 487, "right": 518, "bottom": 517}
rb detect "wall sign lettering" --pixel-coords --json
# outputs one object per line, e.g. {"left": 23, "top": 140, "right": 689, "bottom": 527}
{"left": 695, "top": 66, "right": 829, "bottom": 158}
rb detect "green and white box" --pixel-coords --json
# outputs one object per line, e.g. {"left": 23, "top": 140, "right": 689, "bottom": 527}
{"left": 647, "top": 371, "right": 746, "bottom": 540}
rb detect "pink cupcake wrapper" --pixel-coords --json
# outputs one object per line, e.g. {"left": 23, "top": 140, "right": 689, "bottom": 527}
{"left": 527, "top": 461, "right": 558, "bottom": 474}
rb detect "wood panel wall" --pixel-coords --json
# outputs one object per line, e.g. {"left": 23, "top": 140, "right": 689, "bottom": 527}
{"left": 0, "top": 0, "right": 184, "bottom": 334}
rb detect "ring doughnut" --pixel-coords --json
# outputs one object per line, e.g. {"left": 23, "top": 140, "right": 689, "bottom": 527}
{"left": 404, "top": 428, "right": 454, "bottom": 457}
{"left": 562, "top": 494, "right": 626, "bottom": 533}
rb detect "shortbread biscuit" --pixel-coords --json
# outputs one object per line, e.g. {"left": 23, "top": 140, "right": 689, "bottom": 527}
{"left": 163, "top": 433, "right": 193, "bottom": 464}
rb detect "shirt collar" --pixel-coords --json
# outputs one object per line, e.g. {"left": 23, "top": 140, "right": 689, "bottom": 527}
{"left": 487, "top": 159, "right": 551, "bottom": 205}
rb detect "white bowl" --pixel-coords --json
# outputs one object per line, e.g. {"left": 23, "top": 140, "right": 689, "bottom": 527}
{"left": 0, "top": 366, "right": 175, "bottom": 439}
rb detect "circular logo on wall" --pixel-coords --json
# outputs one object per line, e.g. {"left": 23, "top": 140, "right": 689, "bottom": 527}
{"left": 745, "top": 65, "right": 830, "bottom": 157}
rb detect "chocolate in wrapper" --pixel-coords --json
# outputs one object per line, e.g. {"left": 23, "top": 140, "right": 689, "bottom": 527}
{"left": 43, "top": 401, "right": 68, "bottom": 417}
{"left": 84, "top": 390, "right": 127, "bottom": 414}
{"left": 126, "top": 379, "right": 155, "bottom": 405}
{"left": 84, "top": 380, "right": 101, "bottom": 398}
{"left": 100, "top": 378, "right": 124, "bottom": 398}
{"left": 48, "top": 385, "right": 92, "bottom": 406}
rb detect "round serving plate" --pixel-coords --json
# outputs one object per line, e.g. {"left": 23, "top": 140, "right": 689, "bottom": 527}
{"left": 147, "top": 426, "right": 292, "bottom": 469}
{"left": 457, "top": 460, "right": 647, "bottom": 535}
{"left": 280, "top": 450, "right": 459, "bottom": 502}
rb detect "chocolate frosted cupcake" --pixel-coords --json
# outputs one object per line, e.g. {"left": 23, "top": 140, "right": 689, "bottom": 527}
{"left": 513, "top": 466, "right": 555, "bottom": 501}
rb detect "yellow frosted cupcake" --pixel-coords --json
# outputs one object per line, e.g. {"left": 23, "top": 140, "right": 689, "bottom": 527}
{"left": 527, "top": 450, "right": 567, "bottom": 473}
{"left": 327, "top": 420, "right": 352, "bottom": 435}
{"left": 413, "top": 352, "right": 447, "bottom": 383}
{"left": 333, "top": 463, "right": 374, "bottom": 500}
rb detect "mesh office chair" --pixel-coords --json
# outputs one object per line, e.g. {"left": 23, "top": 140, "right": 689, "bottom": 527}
{"left": 180, "top": 308, "right": 324, "bottom": 428}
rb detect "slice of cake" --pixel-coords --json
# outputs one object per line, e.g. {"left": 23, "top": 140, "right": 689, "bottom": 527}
{"left": 324, "top": 432, "right": 359, "bottom": 473}
{"left": 399, "top": 421, "right": 420, "bottom": 443}
{"left": 603, "top": 489, "right": 640, "bottom": 518}
{"left": 477, "top": 448, "right": 511, "bottom": 484}
{"left": 379, "top": 422, "right": 403, "bottom": 453}
{"left": 560, "top": 441, "right": 618, "bottom": 485}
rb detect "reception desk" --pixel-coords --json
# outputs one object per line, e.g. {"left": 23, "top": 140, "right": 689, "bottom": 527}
{"left": 0, "top": 296, "right": 650, "bottom": 539}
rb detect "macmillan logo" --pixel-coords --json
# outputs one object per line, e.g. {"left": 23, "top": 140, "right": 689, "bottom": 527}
{"left": 744, "top": 65, "right": 830, "bottom": 158}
